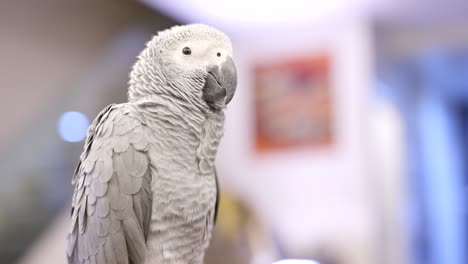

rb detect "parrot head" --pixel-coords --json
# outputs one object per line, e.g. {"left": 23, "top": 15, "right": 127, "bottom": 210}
{"left": 129, "top": 24, "right": 237, "bottom": 111}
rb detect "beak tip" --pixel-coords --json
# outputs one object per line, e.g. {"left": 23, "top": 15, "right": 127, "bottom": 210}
{"left": 221, "top": 57, "right": 237, "bottom": 105}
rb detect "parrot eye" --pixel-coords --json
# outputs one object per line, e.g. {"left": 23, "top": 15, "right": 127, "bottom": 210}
{"left": 217, "top": 52, "right": 221, "bottom": 57}
{"left": 182, "top": 47, "right": 191, "bottom": 55}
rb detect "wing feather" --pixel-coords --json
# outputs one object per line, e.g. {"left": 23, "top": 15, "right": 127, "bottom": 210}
{"left": 67, "top": 104, "right": 153, "bottom": 264}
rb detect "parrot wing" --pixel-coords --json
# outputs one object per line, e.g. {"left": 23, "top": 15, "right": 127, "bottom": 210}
{"left": 68, "top": 104, "right": 154, "bottom": 264}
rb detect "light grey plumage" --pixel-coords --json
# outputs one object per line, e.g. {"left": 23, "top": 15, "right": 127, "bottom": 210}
{"left": 67, "top": 24, "right": 237, "bottom": 264}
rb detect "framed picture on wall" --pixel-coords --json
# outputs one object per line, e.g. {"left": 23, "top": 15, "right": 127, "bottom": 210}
{"left": 253, "top": 54, "right": 334, "bottom": 152}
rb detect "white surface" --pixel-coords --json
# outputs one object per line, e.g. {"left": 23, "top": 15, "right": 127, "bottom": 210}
{"left": 143, "top": 0, "right": 468, "bottom": 37}
{"left": 215, "top": 16, "right": 377, "bottom": 263}
{"left": 369, "top": 96, "right": 409, "bottom": 264}
{"left": 142, "top": 0, "right": 379, "bottom": 33}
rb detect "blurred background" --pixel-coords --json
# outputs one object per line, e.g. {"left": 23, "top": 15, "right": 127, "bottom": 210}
{"left": 1, "top": 0, "right": 468, "bottom": 263}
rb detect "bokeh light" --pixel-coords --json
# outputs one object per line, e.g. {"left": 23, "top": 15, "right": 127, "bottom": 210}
{"left": 57, "top": 111, "right": 89, "bottom": 142}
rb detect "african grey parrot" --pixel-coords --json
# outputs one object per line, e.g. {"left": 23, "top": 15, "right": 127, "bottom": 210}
{"left": 67, "top": 24, "right": 237, "bottom": 264}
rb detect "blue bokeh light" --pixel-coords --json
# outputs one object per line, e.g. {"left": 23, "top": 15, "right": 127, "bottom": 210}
{"left": 57, "top": 111, "right": 90, "bottom": 142}
{"left": 273, "top": 260, "right": 320, "bottom": 264}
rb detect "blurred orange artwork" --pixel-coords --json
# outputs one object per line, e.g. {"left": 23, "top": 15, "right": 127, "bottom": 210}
{"left": 254, "top": 55, "right": 334, "bottom": 152}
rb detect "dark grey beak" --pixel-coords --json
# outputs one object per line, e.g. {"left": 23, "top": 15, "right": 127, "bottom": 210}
{"left": 202, "top": 57, "right": 237, "bottom": 109}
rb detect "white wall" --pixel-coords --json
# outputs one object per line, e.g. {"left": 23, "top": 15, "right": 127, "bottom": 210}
{"left": 217, "top": 17, "right": 377, "bottom": 263}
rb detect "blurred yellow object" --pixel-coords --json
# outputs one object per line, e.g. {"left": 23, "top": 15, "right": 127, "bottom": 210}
{"left": 205, "top": 191, "right": 280, "bottom": 264}
{"left": 216, "top": 192, "right": 249, "bottom": 239}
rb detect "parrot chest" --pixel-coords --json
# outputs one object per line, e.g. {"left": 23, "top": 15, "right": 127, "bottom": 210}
{"left": 146, "top": 114, "right": 222, "bottom": 213}
{"left": 144, "top": 113, "right": 223, "bottom": 263}
{"left": 146, "top": 151, "right": 217, "bottom": 263}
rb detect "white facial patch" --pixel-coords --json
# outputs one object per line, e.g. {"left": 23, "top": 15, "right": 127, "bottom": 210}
{"left": 172, "top": 39, "right": 232, "bottom": 72}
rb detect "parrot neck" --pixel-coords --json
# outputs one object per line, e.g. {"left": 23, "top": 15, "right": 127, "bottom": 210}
{"left": 133, "top": 93, "right": 225, "bottom": 173}
{"left": 132, "top": 94, "right": 225, "bottom": 137}
{"left": 128, "top": 51, "right": 207, "bottom": 112}
{"left": 196, "top": 109, "right": 225, "bottom": 177}
{"left": 127, "top": 66, "right": 170, "bottom": 102}
{"left": 128, "top": 46, "right": 168, "bottom": 101}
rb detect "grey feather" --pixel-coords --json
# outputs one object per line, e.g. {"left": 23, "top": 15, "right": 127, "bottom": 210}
{"left": 122, "top": 215, "right": 146, "bottom": 264}
{"left": 68, "top": 105, "right": 153, "bottom": 264}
